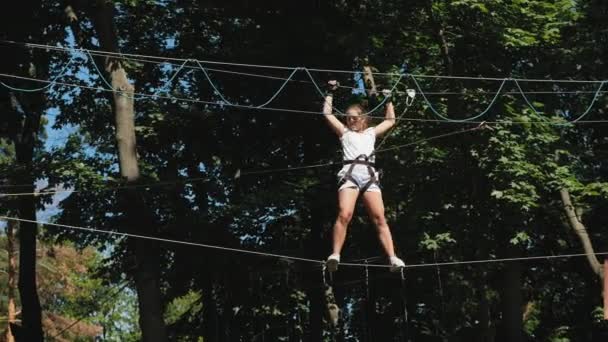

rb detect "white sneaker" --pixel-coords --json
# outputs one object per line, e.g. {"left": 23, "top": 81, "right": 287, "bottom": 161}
{"left": 326, "top": 254, "right": 340, "bottom": 272}
{"left": 389, "top": 256, "right": 405, "bottom": 273}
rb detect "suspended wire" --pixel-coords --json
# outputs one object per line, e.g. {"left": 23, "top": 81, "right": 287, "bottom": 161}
{"left": 0, "top": 40, "right": 378, "bottom": 96}
{"left": 399, "top": 268, "right": 410, "bottom": 342}
{"left": 342, "top": 251, "right": 608, "bottom": 269}
{"left": 2, "top": 216, "right": 608, "bottom": 270}
{"left": 433, "top": 250, "right": 446, "bottom": 336}
{"left": 0, "top": 176, "right": 210, "bottom": 197}
{"left": 345, "top": 255, "right": 385, "bottom": 263}
{"left": 3, "top": 39, "right": 606, "bottom": 141}
{"left": 3, "top": 41, "right": 607, "bottom": 122}
{"left": 2, "top": 51, "right": 606, "bottom": 123}
{"left": 374, "top": 124, "right": 484, "bottom": 154}
{"left": 0, "top": 120, "right": 480, "bottom": 197}
{"left": 1, "top": 40, "right": 607, "bottom": 122}
{"left": 0, "top": 120, "right": 586, "bottom": 197}
{"left": 74, "top": 56, "right": 608, "bottom": 96}
{"left": 1, "top": 71, "right": 606, "bottom": 127}
{"left": 221, "top": 124, "right": 483, "bottom": 178}
{"left": 410, "top": 76, "right": 508, "bottom": 122}
{"left": 512, "top": 78, "right": 608, "bottom": 123}
{"left": 2, "top": 40, "right": 605, "bottom": 83}
{"left": 0, "top": 54, "right": 77, "bottom": 92}
{"left": 0, "top": 44, "right": 606, "bottom": 193}
{"left": 193, "top": 59, "right": 300, "bottom": 108}
{"left": 6, "top": 41, "right": 603, "bottom": 97}
{"left": 1, "top": 216, "right": 325, "bottom": 265}
{"left": 374, "top": 93, "right": 417, "bottom": 151}
{"left": 302, "top": 68, "right": 401, "bottom": 115}
{"left": 237, "top": 161, "right": 336, "bottom": 177}
{"left": 0, "top": 125, "right": 480, "bottom": 197}
{"left": 84, "top": 50, "right": 192, "bottom": 100}
{"left": 0, "top": 72, "right": 401, "bottom": 121}
{"left": 364, "top": 261, "right": 372, "bottom": 342}
{"left": 0, "top": 76, "right": 603, "bottom": 196}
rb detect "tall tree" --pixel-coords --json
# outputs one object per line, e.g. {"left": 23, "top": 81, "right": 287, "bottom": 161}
{"left": 64, "top": 0, "right": 168, "bottom": 340}
{"left": 5, "top": 221, "right": 17, "bottom": 342}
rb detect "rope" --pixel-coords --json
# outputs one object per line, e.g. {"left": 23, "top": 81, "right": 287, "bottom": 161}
{"left": 0, "top": 216, "right": 324, "bottom": 265}
{"left": 0, "top": 54, "right": 77, "bottom": 92}
{"left": 433, "top": 250, "right": 446, "bottom": 337}
{"left": 399, "top": 268, "right": 409, "bottom": 342}
{"left": 157, "top": 63, "right": 608, "bottom": 96}
{"left": 3, "top": 40, "right": 605, "bottom": 83}
{"left": 374, "top": 125, "right": 484, "bottom": 154}
{"left": 364, "top": 260, "right": 372, "bottom": 342}
{"left": 0, "top": 176, "right": 210, "bottom": 197}
{"left": 4, "top": 70, "right": 607, "bottom": 138}
{"left": 512, "top": 78, "right": 607, "bottom": 123}
{"left": 374, "top": 92, "right": 417, "bottom": 152}
{"left": 0, "top": 125, "right": 481, "bottom": 197}
{"left": 85, "top": 50, "right": 192, "bottom": 100}
{"left": 2, "top": 215, "right": 607, "bottom": 270}
{"left": 1, "top": 71, "right": 607, "bottom": 127}
{"left": 0, "top": 72, "right": 408, "bottom": 121}
{"left": 3, "top": 41, "right": 607, "bottom": 122}
{"left": 410, "top": 75, "right": 508, "bottom": 122}
{"left": 303, "top": 68, "right": 402, "bottom": 115}
{"left": 2, "top": 42, "right": 399, "bottom": 115}
{"left": 8, "top": 47, "right": 603, "bottom": 96}
{"left": 193, "top": 59, "right": 300, "bottom": 108}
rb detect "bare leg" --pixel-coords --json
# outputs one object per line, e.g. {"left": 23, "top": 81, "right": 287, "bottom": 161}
{"left": 362, "top": 191, "right": 396, "bottom": 257}
{"left": 331, "top": 188, "right": 359, "bottom": 255}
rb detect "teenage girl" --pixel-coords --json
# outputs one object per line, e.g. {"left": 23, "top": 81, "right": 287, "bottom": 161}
{"left": 323, "top": 80, "right": 405, "bottom": 272}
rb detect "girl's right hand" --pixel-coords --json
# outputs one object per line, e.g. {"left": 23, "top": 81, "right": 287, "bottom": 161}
{"left": 327, "top": 80, "right": 339, "bottom": 92}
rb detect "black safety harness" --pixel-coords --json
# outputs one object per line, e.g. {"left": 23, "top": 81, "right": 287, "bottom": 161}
{"left": 338, "top": 153, "right": 380, "bottom": 193}
{"left": 325, "top": 82, "right": 390, "bottom": 193}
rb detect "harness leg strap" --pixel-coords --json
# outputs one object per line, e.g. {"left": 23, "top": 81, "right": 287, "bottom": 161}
{"left": 359, "top": 163, "right": 379, "bottom": 193}
{"left": 339, "top": 154, "right": 381, "bottom": 193}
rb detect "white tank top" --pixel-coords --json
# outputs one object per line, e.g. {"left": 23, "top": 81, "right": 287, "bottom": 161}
{"left": 340, "top": 127, "right": 376, "bottom": 162}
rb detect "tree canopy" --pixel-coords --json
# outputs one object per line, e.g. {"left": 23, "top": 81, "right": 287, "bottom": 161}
{"left": 1, "top": 0, "right": 608, "bottom": 341}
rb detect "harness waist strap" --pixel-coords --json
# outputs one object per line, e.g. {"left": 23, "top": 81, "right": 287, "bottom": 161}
{"left": 343, "top": 160, "right": 375, "bottom": 167}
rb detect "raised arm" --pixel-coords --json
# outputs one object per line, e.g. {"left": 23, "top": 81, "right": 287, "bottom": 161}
{"left": 374, "top": 89, "right": 396, "bottom": 136}
{"left": 323, "top": 80, "right": 345, "bottom": 137}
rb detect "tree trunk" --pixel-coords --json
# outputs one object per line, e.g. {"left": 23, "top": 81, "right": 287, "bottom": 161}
{"left": 500, "top": 244, "right": 523, "bottom": 342}
{"left": 425, "top": 2, "right": 454, "bottom": 75}
{"left": 69, "top": 1, "right": 168, "bottom": 340}
{"left": 88, "top": 0, "right": 139, "bottom": 181}
{"left": 364, "top": 270, "right": 376, "bottom": 342}
{"left": 6, "top": 220, "right": 17, "bottom": 342}
{"left": 130, "top": 228, "right": 167, "bottom": 342}
{"left": 559, "top": 188, "right": 603, "bottom": 277}
{"left": 15, "top": 172, "right": 43, "bottom": 342}
{"left": 308, "top": 276, "right": 324, "bottom": 341}
{"left": 478, "top": 283, "right": 495, "bottom": 342}
{"left": 4, "top": 2, "right": 48, "bottom": 334}
{"left": 332, "top": 282, "right": 346, "bottom": 342}
{"left": 10, "top": 88, "right": 44, "bottom": 342}
{"left": 362, "top": 66, "right": 378, "bottom": 96}
{"left": 202, "top": 276, "right": 220, "bottom": 342}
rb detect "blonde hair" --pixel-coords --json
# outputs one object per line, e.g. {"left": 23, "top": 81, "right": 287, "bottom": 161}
{"left": 345, "top": 104, "right": 369, "bottom": 130}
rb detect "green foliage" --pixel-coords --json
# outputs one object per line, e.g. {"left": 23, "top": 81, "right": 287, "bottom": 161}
{"left": 164, "top": 291, "right": 201, "bottom": 325}
{"left": 3, "top": 0, "right": 608, "bottom": 340}
{"left": 420, "top": 232, "right": 457, "bottom": 251}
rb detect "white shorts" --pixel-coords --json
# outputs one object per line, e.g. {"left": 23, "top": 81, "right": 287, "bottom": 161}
{"left": 337, "top": 165, "right": 381, "bottom": 193}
